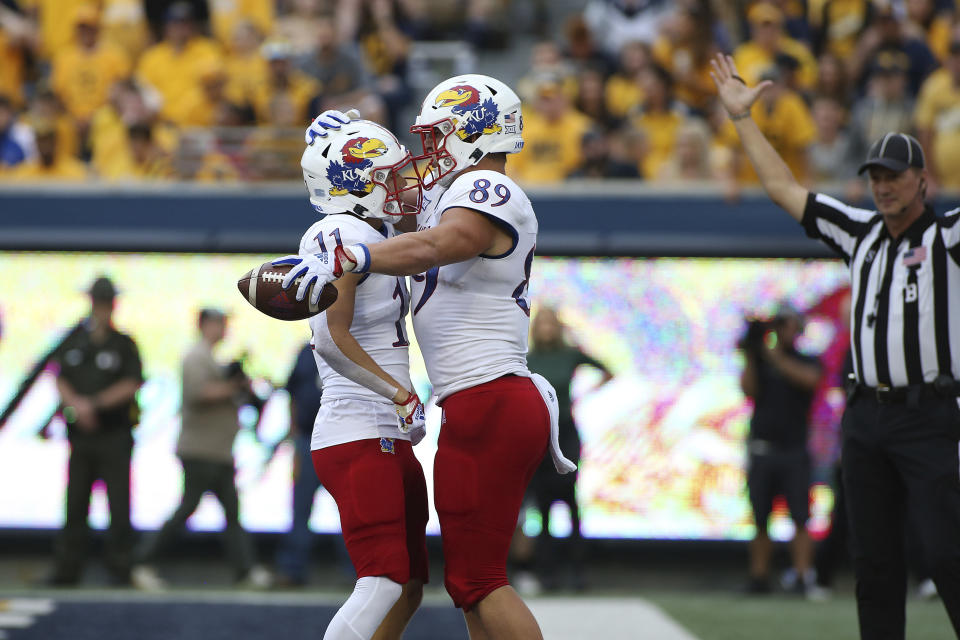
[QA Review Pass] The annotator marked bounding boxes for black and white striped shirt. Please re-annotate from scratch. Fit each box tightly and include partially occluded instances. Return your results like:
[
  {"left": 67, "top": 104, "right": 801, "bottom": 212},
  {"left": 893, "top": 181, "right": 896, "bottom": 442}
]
[{"left": 803, "top": 193, "right": 960, "bottom": 387}]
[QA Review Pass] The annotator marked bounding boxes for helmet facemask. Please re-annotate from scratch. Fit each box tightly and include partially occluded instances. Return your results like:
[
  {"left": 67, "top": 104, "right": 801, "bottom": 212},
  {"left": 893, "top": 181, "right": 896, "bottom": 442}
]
[
  {"left": 371, "top": 153, "right": 423, "bottom": 218},
  {"left": 410, "top": 118, "right": 461, "bottom": 190}
]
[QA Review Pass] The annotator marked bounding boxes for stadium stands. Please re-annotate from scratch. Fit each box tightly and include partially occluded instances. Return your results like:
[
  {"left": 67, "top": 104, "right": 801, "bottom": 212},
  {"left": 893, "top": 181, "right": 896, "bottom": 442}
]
[{"left": 0, "top": 0, "right": 958, "bottom": 192}]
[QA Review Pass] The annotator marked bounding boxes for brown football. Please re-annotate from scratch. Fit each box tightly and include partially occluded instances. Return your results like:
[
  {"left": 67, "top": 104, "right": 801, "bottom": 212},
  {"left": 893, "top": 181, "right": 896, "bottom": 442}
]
[{"left": 237, "top": 262, "right": 338, "bottom": 321}]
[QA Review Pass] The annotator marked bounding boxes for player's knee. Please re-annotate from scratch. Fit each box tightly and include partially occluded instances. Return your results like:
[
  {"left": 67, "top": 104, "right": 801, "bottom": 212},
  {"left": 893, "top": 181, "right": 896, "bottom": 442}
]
[
  {"left": 444, "top": 568, "right": 509, "bottom": 611},
  {"left": 357, "top": 575, "right": 403, "bottom": 611}
]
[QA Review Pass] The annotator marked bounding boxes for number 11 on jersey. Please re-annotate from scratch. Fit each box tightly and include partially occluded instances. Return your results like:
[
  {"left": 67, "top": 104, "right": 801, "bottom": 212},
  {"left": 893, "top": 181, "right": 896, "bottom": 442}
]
[{"left": 392, "top": 278, "right": 410, "bottom": 347}]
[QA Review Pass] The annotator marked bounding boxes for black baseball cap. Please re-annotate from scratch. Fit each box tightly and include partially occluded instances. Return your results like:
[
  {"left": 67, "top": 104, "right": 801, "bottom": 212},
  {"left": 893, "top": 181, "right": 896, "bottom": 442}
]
[
  {"left": 199, "top": 307, "right": 227, "bottom": 323},
  {"left": 88, "top": 276, "right": 117, "bottom": 301},
  {"left": 857, "top": 132, "right": 925, "bottom": 175}
]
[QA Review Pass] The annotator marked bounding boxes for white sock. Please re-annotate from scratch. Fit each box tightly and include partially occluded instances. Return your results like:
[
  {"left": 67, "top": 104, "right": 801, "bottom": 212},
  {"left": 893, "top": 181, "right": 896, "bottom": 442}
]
[{"left": 323, "top": 576, "right": 403, "bottom": 640}]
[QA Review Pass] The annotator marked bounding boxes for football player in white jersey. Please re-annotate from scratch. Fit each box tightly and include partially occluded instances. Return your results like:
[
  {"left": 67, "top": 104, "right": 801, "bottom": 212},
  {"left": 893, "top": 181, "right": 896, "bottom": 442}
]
[
  {"left": 279, "top": 76, "right": 576, "bottom": 640},
  {"left": 281, "top": 119, "right": 430, "bottom": 640}
]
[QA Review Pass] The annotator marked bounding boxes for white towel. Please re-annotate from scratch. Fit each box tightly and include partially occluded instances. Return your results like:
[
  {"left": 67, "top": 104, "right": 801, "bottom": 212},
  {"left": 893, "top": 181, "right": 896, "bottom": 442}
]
[{"left": 529, "top": 373, "right": 577, "bottom": 474}]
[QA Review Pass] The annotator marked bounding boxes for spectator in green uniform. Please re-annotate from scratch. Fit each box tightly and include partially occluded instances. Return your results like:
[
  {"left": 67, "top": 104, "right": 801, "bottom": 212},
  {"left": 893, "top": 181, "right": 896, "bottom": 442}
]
[{"left": 522, "top": 306, "right": 612, "bottom": 592}]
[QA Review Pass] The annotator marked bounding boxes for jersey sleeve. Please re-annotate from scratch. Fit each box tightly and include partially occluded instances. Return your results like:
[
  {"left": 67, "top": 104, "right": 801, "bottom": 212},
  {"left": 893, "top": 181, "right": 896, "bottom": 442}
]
[
  {"left": 441, "top": 172, "right": 532, "bottom": 258},
  {"left": 800, "top": 192, "right": 878, "bottom": 264},
  {"left": 941, "top": 207, "right": 960, "bottom": 265}
]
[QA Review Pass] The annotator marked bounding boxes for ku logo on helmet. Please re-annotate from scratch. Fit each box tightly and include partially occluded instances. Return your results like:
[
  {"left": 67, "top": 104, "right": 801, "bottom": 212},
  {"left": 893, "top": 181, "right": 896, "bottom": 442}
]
[
  {"left": 434, "top": 85, "right": 502, "bottom": 140},
  {"left": 326, "top": 137, "right": 388, "bottom": 196}
]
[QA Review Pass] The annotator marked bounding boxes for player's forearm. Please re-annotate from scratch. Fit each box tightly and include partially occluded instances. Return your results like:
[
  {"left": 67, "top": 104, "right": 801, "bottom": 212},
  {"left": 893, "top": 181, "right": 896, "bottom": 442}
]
[
  {"left": 93, "top": 378, "right": 141, "bottom": 411},
  {"left": 733, "top": 117, "right": 804, "bottom": 219},
  {"left": 316, "top": 321, "right": 408, "bottom": 402},
  {"left": 366, "top": 233, "right": 443, "bottom": 276}
]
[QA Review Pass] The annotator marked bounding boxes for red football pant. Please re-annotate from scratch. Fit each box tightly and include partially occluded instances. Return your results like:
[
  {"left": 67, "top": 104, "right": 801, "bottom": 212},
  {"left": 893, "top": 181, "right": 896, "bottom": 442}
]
[
  {"left": 434, "top": 375, "right": 550, "bottom": 609},
  {"left": 312, "top": 438, "right": 429, "bottom": 585}
]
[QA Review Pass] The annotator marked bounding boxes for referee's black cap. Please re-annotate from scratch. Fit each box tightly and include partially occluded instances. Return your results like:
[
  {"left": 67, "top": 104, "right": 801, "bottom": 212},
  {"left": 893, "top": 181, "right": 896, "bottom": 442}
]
[{"left": 858, "top": 132, "right": 925, "bottom": 175}]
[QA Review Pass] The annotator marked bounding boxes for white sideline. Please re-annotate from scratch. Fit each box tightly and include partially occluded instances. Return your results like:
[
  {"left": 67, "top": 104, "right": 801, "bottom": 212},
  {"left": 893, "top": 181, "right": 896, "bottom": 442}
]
[{"left": 528, "top": 597, "right": 701, "bottom": 640}]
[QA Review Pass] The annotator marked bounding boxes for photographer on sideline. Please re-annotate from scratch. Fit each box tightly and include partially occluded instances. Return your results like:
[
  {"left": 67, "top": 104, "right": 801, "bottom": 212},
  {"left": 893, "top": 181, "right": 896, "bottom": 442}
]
[
  {"left": 739, "top": 303, "right": 822, "bottom": 595},
  {"left": 131, "top": 308, "right": 269, "bottom": 590}
]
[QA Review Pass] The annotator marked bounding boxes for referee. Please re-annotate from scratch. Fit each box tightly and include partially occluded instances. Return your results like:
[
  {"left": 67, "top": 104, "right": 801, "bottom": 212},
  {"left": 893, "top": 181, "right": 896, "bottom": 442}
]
[{"left": 712, "top": 54, "right": 960, "bottom": 639}]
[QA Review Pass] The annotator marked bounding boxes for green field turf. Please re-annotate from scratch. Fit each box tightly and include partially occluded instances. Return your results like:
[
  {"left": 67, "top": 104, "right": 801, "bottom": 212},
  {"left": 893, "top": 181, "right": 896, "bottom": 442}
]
[{"left": 647, "top": 592, "right": 955, "bottom": 640}]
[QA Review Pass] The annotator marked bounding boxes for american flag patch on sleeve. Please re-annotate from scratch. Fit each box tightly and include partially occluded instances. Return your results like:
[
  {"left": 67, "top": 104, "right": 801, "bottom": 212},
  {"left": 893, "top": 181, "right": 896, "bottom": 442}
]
[{"left": 903, "top": 246, "right": 927, "bottom": 266}]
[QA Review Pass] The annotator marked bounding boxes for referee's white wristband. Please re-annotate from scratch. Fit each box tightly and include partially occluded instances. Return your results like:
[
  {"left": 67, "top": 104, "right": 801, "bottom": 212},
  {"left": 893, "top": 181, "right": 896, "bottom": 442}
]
[{"left": 343, "top": 243, "right": 371, "bottom": 274}]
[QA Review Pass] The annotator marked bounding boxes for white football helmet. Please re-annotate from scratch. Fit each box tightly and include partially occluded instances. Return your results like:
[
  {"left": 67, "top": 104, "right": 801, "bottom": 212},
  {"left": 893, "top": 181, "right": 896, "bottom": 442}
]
[
  {"left": 301, "top": 120, "right": 422, "bottom": 222},
  {"left": 411, "top": 74, "right": 524, "bottom": 189}
]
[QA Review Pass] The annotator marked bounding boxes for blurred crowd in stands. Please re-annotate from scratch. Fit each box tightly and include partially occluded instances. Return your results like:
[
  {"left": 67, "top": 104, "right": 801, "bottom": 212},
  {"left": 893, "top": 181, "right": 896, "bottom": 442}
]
[{"left": 1, "top": 0, "right": 959, "bottom": 196}]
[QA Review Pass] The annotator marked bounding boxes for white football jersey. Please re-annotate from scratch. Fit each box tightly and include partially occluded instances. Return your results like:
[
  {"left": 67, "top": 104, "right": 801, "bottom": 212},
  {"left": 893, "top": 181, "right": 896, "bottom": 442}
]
[
  {"left": 300, "top": 215, "right": 413, "bottom": 449},
  {"left": 410, "top": 170, "right": 535, "bottom": 401}
]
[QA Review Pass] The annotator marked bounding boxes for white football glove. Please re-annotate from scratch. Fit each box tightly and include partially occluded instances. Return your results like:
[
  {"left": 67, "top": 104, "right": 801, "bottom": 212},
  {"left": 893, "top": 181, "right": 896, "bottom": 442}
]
[
  {"left": 274, "top": 244, "right": 370, "bottom": 305},
  {"left": 304, "top": 108, "right": 361, "bottom": 144},
  {"left": 273, "top": 253, "right": 337, "bottom": 306},
  {"left": 395, "top": 391, "right": 425, "bottom": 436}
]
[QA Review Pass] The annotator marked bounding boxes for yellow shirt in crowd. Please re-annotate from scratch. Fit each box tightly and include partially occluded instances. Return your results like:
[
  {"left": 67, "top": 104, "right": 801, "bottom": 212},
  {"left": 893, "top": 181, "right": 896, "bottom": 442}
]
[
  {"left": 0, "top": 28, "right": 25, "bottom": 106},
  {"left": 915, "top": 69, "right": 960, "bottom": 189},
  {"left": 8, "top": 156, "right": 87, "bottom": 181},
  {"left": 137, "top": 37, "right": 223, "bottom": 121},
  {"left": 652, "top": 39, "right": 715, "bottom": 113},
  {"left": 807, "top": 0, "right": 872, "bottom": 60},
  {"left": 168, "top": 87, "right": 222, "bottom": 128},
  {"left": 51, "top": 42, "right": 131, "bottom": 121},
  {"left": 250, "top": 71, "right": 319, "bottom": 125},
  {"left": 21, "top": 0, "right": 83, "bottom": 58},
  {"left": 99, "top": 0, "right": 151, "bottom": 60},
  {"left": 605, "top": 74, "right": 644, "bottom": 120},
  {"left": 733, "top": 37, "right": 818, "bottom": 92},
  {"left": 737, "top": 89, "right": 816, "bottom": 183},
  {"left": 507, "top": 109, "right": 592, "bottom": 184},
  {"left": 225, "top": 53, "right": 268, "bottom": 107},
  {"left": 89, "top": 105, "right": 178, "bottom": 180},
  {"left": 923, "top": 14, "right": 954, "bottom": 62},
  {"left": 631, "top": 108, "right": 685, "bottom": 180}
]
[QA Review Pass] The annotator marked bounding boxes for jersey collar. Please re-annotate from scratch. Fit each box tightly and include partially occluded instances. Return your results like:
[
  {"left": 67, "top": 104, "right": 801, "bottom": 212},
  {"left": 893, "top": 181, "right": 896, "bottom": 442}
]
[{"left": 879, "top": 205, "right": 937, "bottom": 245}]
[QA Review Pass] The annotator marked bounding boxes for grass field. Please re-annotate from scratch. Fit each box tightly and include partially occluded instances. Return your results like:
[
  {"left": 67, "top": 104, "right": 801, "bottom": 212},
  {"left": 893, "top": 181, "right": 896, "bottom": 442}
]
[{"left": 647, "top": 591, "right": 955, "bottom": 640}]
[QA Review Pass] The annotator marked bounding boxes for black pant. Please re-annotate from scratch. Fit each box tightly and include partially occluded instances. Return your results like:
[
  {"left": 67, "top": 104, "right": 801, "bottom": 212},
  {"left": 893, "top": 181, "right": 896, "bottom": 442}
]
[
  {"left": 137, "top": 457, "right": 255, "bottom": 578},
  {"left": 842, "top": 392, "right": 960, "bottom": 639},
  {"left": 53, "top": 430, "right": 134, "bottom": 582},
  {"left": 815, "top": 464, "right": 848, "bottom": 587},
  {"left": 529, "top": 453, "right": 583, "bottom": 587}
]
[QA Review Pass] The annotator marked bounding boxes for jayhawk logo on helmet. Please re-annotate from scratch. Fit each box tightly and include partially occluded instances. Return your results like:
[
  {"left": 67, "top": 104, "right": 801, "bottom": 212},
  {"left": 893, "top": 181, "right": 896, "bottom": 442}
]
[
  {"left": 326, "top": 137, "right": 388, "bottom": 196},
  {"left": 435, "top": 85, "right": 502, "bottom": 140}
]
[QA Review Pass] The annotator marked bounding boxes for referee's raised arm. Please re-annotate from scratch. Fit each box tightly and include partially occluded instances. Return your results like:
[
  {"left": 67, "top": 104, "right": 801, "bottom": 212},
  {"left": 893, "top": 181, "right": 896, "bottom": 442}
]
[{"left": 709, "top": 54, "right": 808, "bottom": 221}]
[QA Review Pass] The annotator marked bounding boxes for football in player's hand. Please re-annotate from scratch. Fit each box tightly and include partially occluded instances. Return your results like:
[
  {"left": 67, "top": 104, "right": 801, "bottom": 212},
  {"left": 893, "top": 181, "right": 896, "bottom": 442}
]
[{"left": 237, "top": 262, "right": 338, "bottom": 321}]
